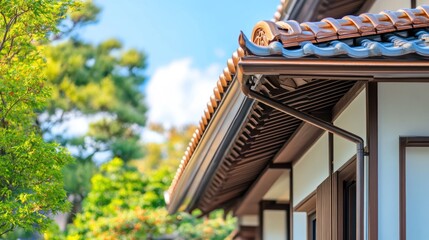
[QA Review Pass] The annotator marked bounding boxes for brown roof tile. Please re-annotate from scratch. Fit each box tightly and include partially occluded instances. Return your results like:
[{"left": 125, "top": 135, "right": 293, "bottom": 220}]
[
  {"left": 251, "top": 6, "right": 429, "bottom": 48},
  {"left": 167, "top": 48, "right": 244, "bottom": 199}
]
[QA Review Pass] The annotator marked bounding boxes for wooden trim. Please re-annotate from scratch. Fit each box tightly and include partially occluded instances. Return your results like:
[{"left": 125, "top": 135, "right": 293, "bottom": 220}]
[
  {"left": 260, "top": 200, "right": 290, "bottom": 210},
  {"left": 238, "top": 57, "right": 429, "bottom": 78},
  {"left": 269, "top": 162, "right": 292, "bottom": 169},
  {"left": 399, "top": 137, "right": 429, "bottom": 240},
  {"left": 411, "top": 0, "right": 416, "bottom": 8},
  {"left": 329, "top": 133, "right": 334, "bottom": 175},
  {"left": 259, "top": 201, "right": 263, "bottom": 240},
  {"left": 316, "top": 175, "right": 332, "bottom": 240},
  {"left": 336, "top": 154, "right": 357, "bottom": 174},
  {"left": 367, "top": 82, "right": 378, "bottom": 240},
  {"left": 337, "top": 158, "right": 356, "bottom": 240},
  {"left": 308, "top": 212, "right": 317, "bottom": 240},
  {"left": 331, "top": 171, "right": 339, "bottom": 240},
  {"left": 273, "top": 122, "right": 324, "bottom": 164},
  {"left": 235, "top": 166, "right": 286, "bottom": 215},
  {"left": 290, "top": 167, "right": 294, "bottom": 240},
  {"left": 294, "top": 190, "right": 317, "bottom": 213},
  {"left": 399, "top": 138, "right": 406, "bottom": 240}
]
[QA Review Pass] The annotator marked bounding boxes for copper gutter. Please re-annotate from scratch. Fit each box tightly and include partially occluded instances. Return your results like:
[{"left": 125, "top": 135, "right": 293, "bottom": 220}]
[
  {"left": 238, "top": 57, "right": 429, "bottom": 79},
  {"left": 239, "top": 75, "right": 365, "bottom": 240}
]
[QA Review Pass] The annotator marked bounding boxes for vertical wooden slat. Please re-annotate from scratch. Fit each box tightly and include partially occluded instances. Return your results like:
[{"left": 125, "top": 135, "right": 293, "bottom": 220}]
[
  {"left": 290, "top": 168, "right": 294, "bottom": 240},
  {"left": 399, "top": 138, "right": 407, "bottom": 240},
  {"left": 317, "top": 176, "right": 332, "bottom": 240},
  {"left": 367, "top": 82, "right": 378, "bottom": 240},
  {"left": 331, "top": 172, "right": 339, "bottom": 240}
]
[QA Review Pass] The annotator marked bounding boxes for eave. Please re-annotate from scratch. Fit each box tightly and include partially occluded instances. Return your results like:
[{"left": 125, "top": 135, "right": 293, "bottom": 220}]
[
  {"left": 167, "top": 4, "right": 429, "bottom": 217},
  {"left": 166, "top": 75, "right": 253, "bottom": 214},
  {"left": 238, "top": 57, "right": 429, "bottom": 80}
]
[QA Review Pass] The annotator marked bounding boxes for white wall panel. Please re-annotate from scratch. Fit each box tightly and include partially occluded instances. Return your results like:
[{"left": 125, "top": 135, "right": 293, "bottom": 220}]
[
  {"left": 406, "top": 147, "right": 429, "bottom": 240},
  {"left": 293, "top": 133, "right": 329, "bottom": 206},
  {"left": 264, "top": 210, "right": 286, "bottom": 240},
  {"left": 378, "top": 83, "right": 429, "bottom": 240},
  {"left": 369, "top": 0, "right": 410, "bottom": 13},
  {"left": 333, "top": 89, "right": 366, "bottom": 171},
  {"left": 293, "top": 212, "right": 307, "bottom": 240}
]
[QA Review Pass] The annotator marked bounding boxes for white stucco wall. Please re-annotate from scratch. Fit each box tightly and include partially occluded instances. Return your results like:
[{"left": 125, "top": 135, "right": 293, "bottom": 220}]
[
  {"left": 263, "top": 170, "right": 290, "bottom": 201},
  {"left": 240, "top": 215, "right": 258, "bottom": 227},
  {"left": 264, "top": 210, "right": 287, "bottom": 240},
  {"left": 293, "top": 212, "right": 307, "bottom": 240},
  {"left": 333, "top": 89, "right": 367, "bottom": 172},
  {"left": 369, "top": 0, "right": 429, "bottom": 13},
  {"left": 378, "top": 83, "right": 429, "bottom": 240},
  {"left": 369, "top": 0, "right": 410, "bottom": 13},
  {"left": 406, "top": 147, "right": 429, "bottom": 240},
  {"left": 293, "top": 133, "right": 329, "bottom": 206}
]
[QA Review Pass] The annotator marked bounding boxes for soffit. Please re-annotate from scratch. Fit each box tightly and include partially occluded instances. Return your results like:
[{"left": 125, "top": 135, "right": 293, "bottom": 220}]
[
  {"left": 167, "top": 5, "right": 429, "bottom": 216},
  {"left": 196, "top": 78, "right": 356, "bottom": 214},
  {"left": 195, "top": 6, "right": 429, "bottom": 215}
]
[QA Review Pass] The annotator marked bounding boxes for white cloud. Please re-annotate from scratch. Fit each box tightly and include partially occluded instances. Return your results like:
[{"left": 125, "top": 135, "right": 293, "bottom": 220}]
[
  {"left": 145, "top": 58, "right": 221, "bottom": 128},
  {"left": 214, "top": 48, "right": 226, "bottom": 59}
]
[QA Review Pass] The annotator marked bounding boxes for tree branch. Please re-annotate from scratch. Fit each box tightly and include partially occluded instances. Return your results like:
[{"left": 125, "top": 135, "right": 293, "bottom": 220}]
[{"left": 0, "top": 224, "right": 14, "bottom": 237}]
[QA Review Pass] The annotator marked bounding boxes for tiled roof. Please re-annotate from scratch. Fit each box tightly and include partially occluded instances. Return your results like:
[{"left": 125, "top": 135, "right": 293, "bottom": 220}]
[
  {"left": 272, "top": 0, "right": 289, "bottom": 22},
  {"left": 167, "top": 5, "right": 429, "bottom": 209},
  {"left": 249, "top": 5, "right": 429, "bottom": 48},
  {"left": 241, "top": 29, "right": 429, "bottom": 58},
  {"left": 167, "top": 48, "right": 244, "bottom": 200}
]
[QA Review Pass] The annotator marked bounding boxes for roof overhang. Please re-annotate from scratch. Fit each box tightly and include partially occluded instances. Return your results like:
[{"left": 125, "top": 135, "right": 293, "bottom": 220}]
[
  {"left": 167, "top": 4, "right": 429, "bottom": 218},
  {"left": 166, "top": 76, "right": 254, "bottom": 214},
  {"left": 238, "top": 57, "right": 429, "bottom": 81}
]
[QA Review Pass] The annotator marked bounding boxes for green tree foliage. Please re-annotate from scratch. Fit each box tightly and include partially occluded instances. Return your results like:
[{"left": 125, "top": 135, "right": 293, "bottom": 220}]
[
  {"left": 43, "top": 36, "right": 147, "bottom": 161},
  {"left": 134, "top": 124, "right": 196, "bottom": 172},
  {"left": 45, "top": 35, "right": 147, "bottom": 223},
  {"left": 67, "top": 158, "right": 236, "bottom": 240},
  {"left": 37, "top": 1, "right": 148, "bottom": 224},
  {"left": 0, "top": 0, "right": 75, "bottom": 236},
  {"left": 67, "top": 158, "right": 176, "bottom": 239}
]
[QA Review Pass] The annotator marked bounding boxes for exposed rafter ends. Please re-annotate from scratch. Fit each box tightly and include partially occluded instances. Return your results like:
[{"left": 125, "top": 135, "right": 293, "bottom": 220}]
[{"left": 166, "top": 47, "right": 244, "bottom": 209}]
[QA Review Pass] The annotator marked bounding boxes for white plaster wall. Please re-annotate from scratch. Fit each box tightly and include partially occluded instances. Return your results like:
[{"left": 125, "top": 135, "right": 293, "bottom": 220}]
[
  {"left": 417, "top": 0, "right": 429, "bottom": 6},
  {"left": 293, "top": 133, "right": 329, "bottom": 207},
  {"left": 293, "top": 212, "right": 307, "bottom": 240},
  {"left": 263, "top": 210, "right": 286, "bottom": 240},
  {"left": 369, "top": 0, "right": 410, "bottom": 13},
  {"left": 263, "top": 170, "right": 290, "bottom": 201},
  {"left": 378, "top": 83, "right": 429, "bottom": 240},
  {"left": 369, "top": 1, "right": 429, "bottom": 15},
  {"left": 240, "top": 215, "right": 258, "bottom": 227},
  {"left": 333, "top": 89, "right": 366, "bottom": 172},
  {"left": 406, "top": 147, "right": 429, "bottom": 240}
]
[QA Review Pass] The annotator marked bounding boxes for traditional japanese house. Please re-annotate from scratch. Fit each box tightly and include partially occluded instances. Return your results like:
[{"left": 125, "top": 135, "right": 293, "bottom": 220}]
[{"left": 166, "top": 1, "right": 429, "bottom": 239}]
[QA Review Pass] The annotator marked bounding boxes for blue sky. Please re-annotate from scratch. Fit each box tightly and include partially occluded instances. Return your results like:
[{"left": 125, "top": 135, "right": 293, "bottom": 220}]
[{"left": 80, "top": 0, "right": 280, "bottom": 127}]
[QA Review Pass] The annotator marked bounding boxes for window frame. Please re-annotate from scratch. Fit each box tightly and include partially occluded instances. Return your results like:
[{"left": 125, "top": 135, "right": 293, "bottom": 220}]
[{"left": 399, "top": 137, "right": 429, "bottom": 240}]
